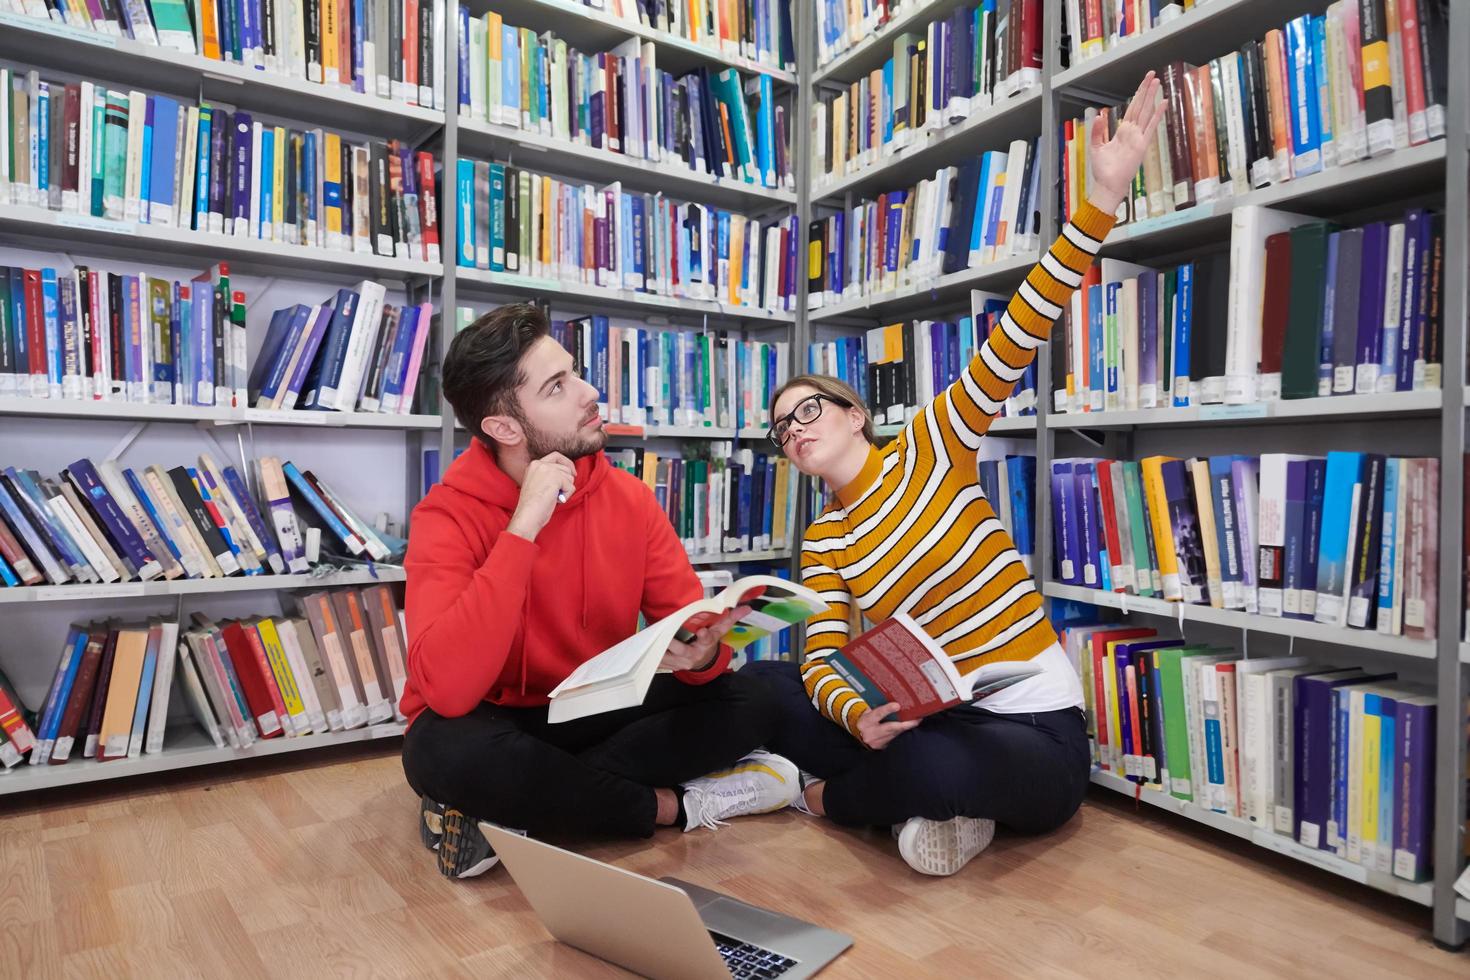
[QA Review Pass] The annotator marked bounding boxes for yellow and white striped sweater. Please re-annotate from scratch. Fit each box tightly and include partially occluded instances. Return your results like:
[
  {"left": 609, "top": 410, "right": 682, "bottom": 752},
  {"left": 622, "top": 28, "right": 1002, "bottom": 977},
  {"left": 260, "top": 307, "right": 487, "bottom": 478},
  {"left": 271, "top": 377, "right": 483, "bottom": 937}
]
[{"left": 800, "top": 201, "right": 1117, "bottom": 736}]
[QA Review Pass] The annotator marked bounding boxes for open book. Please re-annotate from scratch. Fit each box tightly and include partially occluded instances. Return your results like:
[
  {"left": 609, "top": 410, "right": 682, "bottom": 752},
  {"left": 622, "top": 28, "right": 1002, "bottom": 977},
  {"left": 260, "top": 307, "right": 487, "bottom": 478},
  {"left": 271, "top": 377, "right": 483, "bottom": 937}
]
[
  {"left": 547, "top": 576, "right": 828, "bottom": 723},
  {"left": 824, "top": 613, "right": 1044, "bottom": 722}
]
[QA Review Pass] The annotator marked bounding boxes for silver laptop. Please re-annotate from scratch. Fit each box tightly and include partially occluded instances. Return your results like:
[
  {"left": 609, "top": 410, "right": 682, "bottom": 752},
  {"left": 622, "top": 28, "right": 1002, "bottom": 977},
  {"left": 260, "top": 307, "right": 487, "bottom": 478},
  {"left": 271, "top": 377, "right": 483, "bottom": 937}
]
[{"left": 481, "top": 824, "right": 851, "bottom": 979}]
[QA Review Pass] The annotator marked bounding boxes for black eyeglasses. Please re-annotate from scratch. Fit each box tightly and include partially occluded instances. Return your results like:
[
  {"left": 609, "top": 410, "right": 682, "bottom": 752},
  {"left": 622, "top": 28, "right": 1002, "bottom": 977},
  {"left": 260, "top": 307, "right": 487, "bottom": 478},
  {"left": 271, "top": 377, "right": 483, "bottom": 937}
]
[{"left": 769, "top": 394, "right": 847, "bottom": 448}]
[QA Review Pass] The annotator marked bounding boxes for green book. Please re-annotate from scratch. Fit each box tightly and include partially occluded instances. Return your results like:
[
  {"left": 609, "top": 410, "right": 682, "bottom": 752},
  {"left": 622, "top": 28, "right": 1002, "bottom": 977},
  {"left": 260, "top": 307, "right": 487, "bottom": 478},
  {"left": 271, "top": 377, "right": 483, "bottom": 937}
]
[
  {"left": 1279, "top": 221, "right": 1336, "bottom": 399},
  {"left": 517, "top": 170, "right": 532, "bottom": 274},
  {"left": 148, "top": 0, "right": 199, "bottom": 55},
  {"left": 489, "top": 163, "right": 506, "bottom": 272},
  {"left": 1121, "top": 461, "right": 1157, "bottom": 597},
  {"left": 1155, "top": 645, "right": 1230, "bottom": 802},
  {"left": 102, "top": 91, "right": 129, "bottom": 221}
]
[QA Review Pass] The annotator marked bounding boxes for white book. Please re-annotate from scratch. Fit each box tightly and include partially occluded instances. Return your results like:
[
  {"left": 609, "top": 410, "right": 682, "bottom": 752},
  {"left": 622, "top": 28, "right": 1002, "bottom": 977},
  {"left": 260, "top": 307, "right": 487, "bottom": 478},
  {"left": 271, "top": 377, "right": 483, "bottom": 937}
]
[
  {"left": 246, "top": 121, "right": 263, "bottom": 238},
  {"left": 1256, "top": 454, "right": 1310, "bottom": 617},
  {"left": 328, "top": 279, "right": 387, "bottom": 412},
  {"left": 1225, "top": 206, "right": 1313, "bottom": 403},
  {"left": 1218, "top": 52, "right": 1251, "bottom": 197},
  {"left": 176, "top": 641, "right": 226, "bottom": 749},
  {"left": 972, "top": 149, "right": 1008, "bottom": 268},
  {"left": 1235, "top": 657, "right": 1309, "bottom": 827},
  {"left": 1098, "top": 259, "right": 1151, "bottom": 413},
  {"left": 1372, "top": 221, "right": 1406, "bottom": 392},
  {"left": 141, "top": 621, "right": 181, "bottom": 755},
  {"left": 993, "top": 140, "right": 1030, "bottom": 262},
  {"left": 49, "top": 491, "right": 119, "bottom": 583},
  {"left": 469, "top": 18, "right": 487, "bottom": 121},
  {"left": 276, "top": 618, "right": 326, "bottom": 734},
  {"left": 123, "top": 90, "right": 147, "bottom": 222}
]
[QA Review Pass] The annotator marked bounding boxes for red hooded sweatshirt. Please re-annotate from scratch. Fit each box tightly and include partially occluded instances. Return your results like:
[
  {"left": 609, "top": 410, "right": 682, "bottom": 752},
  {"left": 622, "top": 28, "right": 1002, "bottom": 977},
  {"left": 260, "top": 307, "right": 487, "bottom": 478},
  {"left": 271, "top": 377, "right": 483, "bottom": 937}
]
[{"left": 400, "top": 439, "right": 728, "bottom": 725}]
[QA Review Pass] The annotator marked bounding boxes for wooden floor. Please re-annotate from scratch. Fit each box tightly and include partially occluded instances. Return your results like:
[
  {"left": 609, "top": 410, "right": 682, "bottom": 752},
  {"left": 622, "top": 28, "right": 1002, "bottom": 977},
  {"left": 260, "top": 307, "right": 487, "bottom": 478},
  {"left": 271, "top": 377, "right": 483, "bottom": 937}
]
[{"left": 1, "top": 742, "right": 1462, "bottom": 978}]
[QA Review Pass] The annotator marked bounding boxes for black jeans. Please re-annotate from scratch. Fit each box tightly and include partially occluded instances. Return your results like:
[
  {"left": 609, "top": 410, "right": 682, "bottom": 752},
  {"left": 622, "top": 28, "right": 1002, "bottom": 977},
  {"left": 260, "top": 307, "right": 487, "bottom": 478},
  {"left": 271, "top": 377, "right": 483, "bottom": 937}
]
[
  {"left": 740, "top": 660, "right": 1091, "bottom": 833},
  {"left": 401, "top": 672, "right": 778, "bottom": 839}
]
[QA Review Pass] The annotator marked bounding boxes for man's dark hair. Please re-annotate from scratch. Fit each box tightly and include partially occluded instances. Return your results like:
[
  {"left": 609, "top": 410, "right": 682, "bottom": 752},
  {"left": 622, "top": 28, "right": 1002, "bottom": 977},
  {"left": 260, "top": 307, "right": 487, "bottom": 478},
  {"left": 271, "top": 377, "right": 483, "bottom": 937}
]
[{"left": 442, "top": 303, "right": 550, "bottom": 442}]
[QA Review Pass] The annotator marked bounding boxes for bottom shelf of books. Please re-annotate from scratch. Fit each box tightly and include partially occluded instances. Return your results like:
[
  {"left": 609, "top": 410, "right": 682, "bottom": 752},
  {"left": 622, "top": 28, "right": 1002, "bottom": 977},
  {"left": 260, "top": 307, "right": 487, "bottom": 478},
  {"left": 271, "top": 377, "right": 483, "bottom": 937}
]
[
  {"left": 0, "top": 583, "right": 411, "bottom": 793},
  {"left": 1089, "top": 769, "right": 1433, "bottom": 906},
  {"left": 0, "top": 720, "right": 405, "bottom": 795}
]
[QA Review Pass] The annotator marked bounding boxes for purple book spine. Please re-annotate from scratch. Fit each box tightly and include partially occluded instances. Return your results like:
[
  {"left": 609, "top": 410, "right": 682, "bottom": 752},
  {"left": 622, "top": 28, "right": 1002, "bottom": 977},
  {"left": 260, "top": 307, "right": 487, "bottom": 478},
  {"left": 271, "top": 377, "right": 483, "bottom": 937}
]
[
  {"left": 282, "top": 306, "right": 330, "bottom": 405},
  {"left": 929, "top": 321, "right": 944, "bottom": 393},
  {"left": 233, "top": 112, "right": 254, "bottom": 229},
  {"left": 221, "top": 465, "right": 283, "bottom": 573},
  {"left": 66, "top": 458, "right": 160, "bottom": 579},
  {"left": 1231, "top": 457, "right": 1258, "bottom": 594},
  {"left": 1294, "top": 674, "right": 1357, "bottom": 848},
  {"left": 1052, "top": 462, "right": 1081, "bottom": 586},
  {"left": 1074, "top": 462, "right": 1101, "bottom": 589},
  {"left": 1113, "top": 649, "right": 1138, "bottom": 784},
  {"left": 1161, "top": 459, "right": 1204, "bottom": 603},
  {"left": 1355, "top": 222, "right": 1387, "bottom": 384},
  {"left": 208, "top": 109, "right": 228, "bottom": 229},
  {"left": 1394, "top": 699, "right": 1435, "bottom": 880},
  {"left": 1282, "top": 459, "right": 1308, "bottom": 620},
  {"left": 1139, "top": 272, "right": 1158, "bottom": 401}
]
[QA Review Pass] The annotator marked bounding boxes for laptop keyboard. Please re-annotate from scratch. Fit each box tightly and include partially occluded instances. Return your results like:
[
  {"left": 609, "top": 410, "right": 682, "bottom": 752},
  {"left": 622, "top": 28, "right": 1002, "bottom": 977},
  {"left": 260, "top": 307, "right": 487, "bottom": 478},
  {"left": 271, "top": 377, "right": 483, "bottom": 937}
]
[{"left": 709, "top": 930, "right": 797, "bottom": 978}]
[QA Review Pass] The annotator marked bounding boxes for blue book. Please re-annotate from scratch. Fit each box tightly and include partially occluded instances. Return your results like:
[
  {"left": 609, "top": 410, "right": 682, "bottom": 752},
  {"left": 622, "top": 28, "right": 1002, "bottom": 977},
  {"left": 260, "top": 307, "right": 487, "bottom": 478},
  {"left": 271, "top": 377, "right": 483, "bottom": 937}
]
[
  {"left": 194, "top": 108, "right": 213, "bottom": 229},
  {"left": 351, "top": 0, "right": 367, "bottom": 90},
  {"left": 0, "top": 548, "right": 17, "bottom": 587},
  {"left": 380, "top": 304, "right": 421, "bottom": 409},
  {"left": 631, "top": 195, "right": 647, "bottom": 289},
  {"left": 131, "top": 96, "right": 160, "bottom": 222},
  {"left": 239, "top": 0, "right": 259, "bottom": 65},
  {"left": 1075, "top": 462, "right": 1103, "bottom": 589},
  {"left": 122, "top": 468, "right": 186, "bottom": 569},
  {"left": 35, "top": 628, "right": 87, "bottom": 762},
  {"left": 1284, "top": 16, "right": 1322, "bottom": 176},
  {"left": 1088, "top": 283, "right": 1104, "bottom": 410},
  {"left": 884, "top": 192, "right": 906, "bottom": 273},
  {"left": 0, "top": 476, "right": 65, "bottom": 583},
  {"left": 1207, "top": 456, "right": 1242, "bottom": 607},
  {"left": 37, "top": 84, "right": 49, "bottom": 198},
  {"left": 1329, "top": 686, "right": 1352, "bottom": 851},
  {"left": 249, "top": 305, "right": 296, "bottom": 402},
  {"left": 1355, "top": 222, "right": 1388, "bottom": 390},
  {"left": 148, "top": 96, "right": 181, "bottom": 224},
  {"left": 1371, "top": 690, "right": 1396, "bottom": 863},
  {"left": 128, "top": 628, "right": 160, "bottom": 757},
  {"left": 220, "top": 465, "right": 283, "bottom": 573},
  {"left": 5, "top": 468, "right": 85, "bottom": 577},
  {"left": 302, "top": 289, "right": 359, "bottom": 410},
  {"left": 1051, "top": 460, "right": 1083, "bottom": 586},
  {"left": 1300, "top": 458, "right": 1327, "bottom": 620},
  {"left": 1376, "top": 458, "right": 1400, "bottom": 625},
  {"left": 1173, "top": 262, "right": 1195, "bottom": 406},
  {"left": 41, "top": 268, "right": 62, "bottom": 395},
  {"left": 189, "top": 281, "right": 214, "bottom": 406},
  {"left": 502, "top": 27, "right": 521, "bottom": 123},
  {"left": 1105, "top": 281, "right": 1120, "bottom": 405},
  {"left": 1282, "top": 459, "right": 1309, "bottom": 619},
  {"left": 258, "top": 127, "right": 274, "bottom": 239},
  {"left": 281, "top": 461, "right": 359, "bottom": 553},
  {"left": 1313, "top": 451, "right": 1364, "bottom": 625},
  {"left": 455, "top": 159, "right": 474, "bottom": 267},
  {"left": 1007, "top": 455, "right": 1037, "bottom": 561}
]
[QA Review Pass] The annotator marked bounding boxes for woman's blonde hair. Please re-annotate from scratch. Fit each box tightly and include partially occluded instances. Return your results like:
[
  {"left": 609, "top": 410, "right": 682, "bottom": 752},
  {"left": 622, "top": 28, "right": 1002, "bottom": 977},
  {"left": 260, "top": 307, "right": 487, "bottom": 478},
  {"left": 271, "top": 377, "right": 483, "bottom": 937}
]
[{"left": 768, "top": 374, "right": 876, "bottom": 445}]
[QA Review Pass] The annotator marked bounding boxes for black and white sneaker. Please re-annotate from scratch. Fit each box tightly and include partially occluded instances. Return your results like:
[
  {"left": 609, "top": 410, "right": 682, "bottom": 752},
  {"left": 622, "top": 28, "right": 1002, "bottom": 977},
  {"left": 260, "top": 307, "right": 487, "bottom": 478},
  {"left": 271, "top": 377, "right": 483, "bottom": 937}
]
[
  {"left": 420, "top": 794, "right": 445, "bottom": 851},
  {"left": 437, "top": 808, "right": 522, "bottom": 879}
]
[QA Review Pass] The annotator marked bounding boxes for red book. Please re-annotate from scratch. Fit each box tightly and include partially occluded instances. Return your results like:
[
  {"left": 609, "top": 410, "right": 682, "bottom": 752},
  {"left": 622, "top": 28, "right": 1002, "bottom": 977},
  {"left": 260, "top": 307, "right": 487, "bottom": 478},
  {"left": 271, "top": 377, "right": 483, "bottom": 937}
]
[
  {"left": 823, "top": 614, "right": 1044, "bottom": 722},
  {"left": 0, "top": 506, "right": 42, "bottom": 584},
  {"left": 81, "top": 629, "right": 119, "bottom": 759},
  {"left": 415, "top": 151, "right": 439, "bottom": 261},
  {"left": 1396, "top": 0, "right": 1427, "bottom": 143},
  {"left": 1257, "top": 231, "right": 1295, "bottom": 382},
  {"left": 49, "top": 631, "right": 107, "bottom": 764},
  {"left": 23, "top": 268, "right": 46, "bottom": 385},
  {"left": 0, "top": 678, "right": 35, "bottom": 758},
  {"left": 219, "top": 620, "right": 285, "bottom": 738}
]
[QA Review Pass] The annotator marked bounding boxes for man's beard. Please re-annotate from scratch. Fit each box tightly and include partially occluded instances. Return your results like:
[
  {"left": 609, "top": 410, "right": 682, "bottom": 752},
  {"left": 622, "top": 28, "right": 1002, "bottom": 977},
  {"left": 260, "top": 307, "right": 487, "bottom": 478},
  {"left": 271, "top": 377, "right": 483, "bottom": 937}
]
[{"left": 515, "top": 408, "right": 606, "bottom": 461}]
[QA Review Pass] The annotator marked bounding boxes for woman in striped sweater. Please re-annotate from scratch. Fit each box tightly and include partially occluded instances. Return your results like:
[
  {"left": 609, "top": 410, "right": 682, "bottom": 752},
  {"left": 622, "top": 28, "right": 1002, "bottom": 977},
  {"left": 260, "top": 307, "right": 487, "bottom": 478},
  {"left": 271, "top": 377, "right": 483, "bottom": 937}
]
[{"left": 742, "top": 74, "right": 1165, "bottom": 876}]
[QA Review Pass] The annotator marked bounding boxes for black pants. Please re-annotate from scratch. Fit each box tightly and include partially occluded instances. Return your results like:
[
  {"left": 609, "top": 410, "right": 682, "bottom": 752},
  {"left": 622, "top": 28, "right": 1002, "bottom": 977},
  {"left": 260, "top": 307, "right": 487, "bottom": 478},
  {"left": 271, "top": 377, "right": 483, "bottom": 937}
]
[
  {"left": 401, "top": 672, "right": 778, "bottom": 839},
  {"left": 740, "top": 660, "right": 1090, "bottom": 833}
]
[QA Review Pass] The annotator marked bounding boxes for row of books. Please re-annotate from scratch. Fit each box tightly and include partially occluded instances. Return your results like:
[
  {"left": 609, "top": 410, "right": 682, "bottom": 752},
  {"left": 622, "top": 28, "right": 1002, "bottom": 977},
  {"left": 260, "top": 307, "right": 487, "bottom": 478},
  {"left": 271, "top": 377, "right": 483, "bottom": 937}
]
[
  {"left": 1060, "top": 4, "right": 1447, "bottom": 229},
  {"left": 592, "top": 0, "right": 796, "bottom": 72},
  {"left": 0, "top": 67, "right": 441, "bottom": 261},
  {"left": 0, "top": 263, "right": 248, "bottom": 406},
  {"left": 812, "top": 0, "right": 1041, "bottom": 187},
  {"left": 607, "top": 443, "right": 797, "bottom": 557},
  {"left": 807, "top": 136, "right": 1041, "bottom": 308},
  {"left": 0, "top": 454, "right": 396, "bottom": 590},
  {"left": 1061, "top": 622, "right": 1436, "bottom": 881},
  {"left": 1052, "top": 205, "right": 1445, "bottom": 414},
  {"left": 1051, "top": 453, "right": 1440, "bottom": 639},
  {"left": 1060, "top": 0, "right": 1190, "bottom": 65},
  {"left": 4, "top": 0, "right": 448, "bottom": 108},
  {"left": 815, "top": 0, "right": 910, "bottom": 68},
  {"left": 805, "top": 301, "right": 1041, "bottom": 426},
  {"left": 453, "top": 162, "right": 800, "bottom": 312},
  {"left": 253, "top": 285, "right": 434, "bottom": 414},
  {"left": 457, "top": 9, "right": 792, "bottom": 190},
  {"left": 978, "top": 453, "right": 1037, "bottom": 570},
  {"left": 547, "top": 316, "right": 789, "bottom": 431},
  {"left": 0, "top": 584, "right": 407, "bottom": 767}
]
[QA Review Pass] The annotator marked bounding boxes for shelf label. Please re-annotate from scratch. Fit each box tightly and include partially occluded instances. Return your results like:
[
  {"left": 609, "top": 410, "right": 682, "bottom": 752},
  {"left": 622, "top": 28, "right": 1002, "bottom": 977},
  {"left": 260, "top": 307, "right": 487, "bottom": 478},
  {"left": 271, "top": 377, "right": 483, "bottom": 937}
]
[
  {"left": 242, "top": 407, "right": 328, "bottom": 425},
  {"left": 1200, "top": 402, "right": 1269, "bottom": 421},
  {"left": 369, "top": 723, "right": 404, "bottom": 739},
  {"left": 1, "top": 12, "right": 116, "bottom": 47},
  {"left": 37, "top": 583, "right": 146, "bottom": 602},
  {"left": 1252, "top": 828, "right": 1367, "bottom": 884},
  {"left": 56, "top": 212, "right": 130, "bottom": 233},
  {"left": 1126, "top": 207, "right": 1205, "bottom": 238}
]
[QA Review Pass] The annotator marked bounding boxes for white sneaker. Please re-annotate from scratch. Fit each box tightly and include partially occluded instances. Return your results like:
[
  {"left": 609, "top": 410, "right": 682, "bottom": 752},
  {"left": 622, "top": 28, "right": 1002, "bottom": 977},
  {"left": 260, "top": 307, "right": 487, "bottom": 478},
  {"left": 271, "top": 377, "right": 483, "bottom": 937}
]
[
  {"left": 895, "top": 816, "right": 996, "bottom": 876},
  {"left": 682, "top": 751, "right": 802, "bottom": 831}
]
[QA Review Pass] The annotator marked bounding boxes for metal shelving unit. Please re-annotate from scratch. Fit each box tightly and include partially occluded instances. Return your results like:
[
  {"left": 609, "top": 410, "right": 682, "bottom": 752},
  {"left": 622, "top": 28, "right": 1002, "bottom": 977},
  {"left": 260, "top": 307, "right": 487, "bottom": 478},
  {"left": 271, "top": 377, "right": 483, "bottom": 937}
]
[
  {"left": 0, "top": 567, "right": 406, "bottom": 606},
  {"left": 800, "top": 0, "right": 1468, "bottom": 949}
]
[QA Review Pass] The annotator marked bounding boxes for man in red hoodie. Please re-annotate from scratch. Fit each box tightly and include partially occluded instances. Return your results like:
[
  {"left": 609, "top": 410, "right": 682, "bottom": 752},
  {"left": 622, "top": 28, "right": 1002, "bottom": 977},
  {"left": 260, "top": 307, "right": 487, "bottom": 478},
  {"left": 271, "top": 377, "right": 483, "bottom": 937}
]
[{"left": 401, "top": 303, "right": 801, "bottom": 878}]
